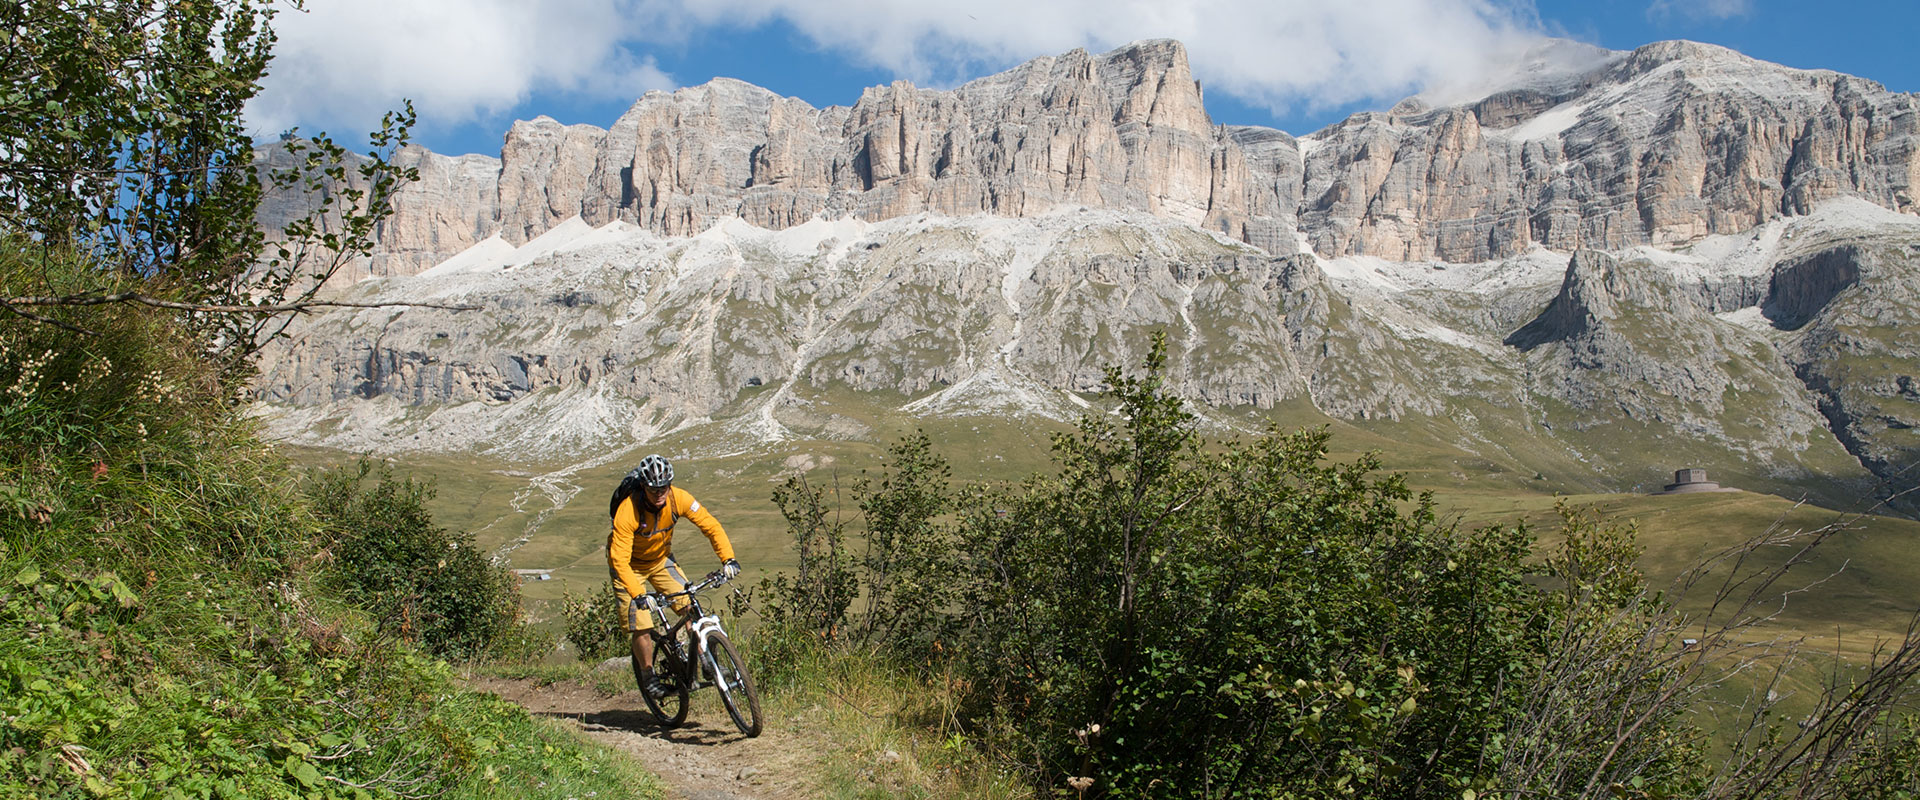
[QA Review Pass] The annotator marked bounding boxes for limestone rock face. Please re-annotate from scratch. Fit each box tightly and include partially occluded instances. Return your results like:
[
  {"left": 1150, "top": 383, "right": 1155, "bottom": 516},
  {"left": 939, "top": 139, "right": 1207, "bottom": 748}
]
[
  {"left": 254, "top": 143, "right": 501, "bottom": 281},
  {"left": 272, "top": 38, "right": 1920, "bottom": 278},
  {"left": 1506, "top": 249, "right": 1827, "bottom": 449},
  {"left": 497, "top": 117, "right": 608, "bottom": 244},
  {"left": 247, "top": 202, "right": 1916, "bottom": 506},
  {"left": 1777, "top": 241, "right": 1920, "bottom": 497},
  {"left": 373, "top": 148, "right": 504, "bottom": 278},
  {"left": 250, "top": 214, "right": 1337, "bottom": 459},
  {"left": 269, "top": 40, "right": 1306, "bottom": 278},
  {"left": 1302, "top": 41, "right": 1920, "bottom": 262}
]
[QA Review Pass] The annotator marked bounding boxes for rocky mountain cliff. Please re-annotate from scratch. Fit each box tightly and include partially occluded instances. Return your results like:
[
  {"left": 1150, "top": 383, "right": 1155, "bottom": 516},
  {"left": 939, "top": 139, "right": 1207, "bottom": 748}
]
[
  {"left": 261, "top": 38, "right": 1920, "bottom": 278},
  {"left": 250, "top": 38, "right": 1920, "bottom": 511}
]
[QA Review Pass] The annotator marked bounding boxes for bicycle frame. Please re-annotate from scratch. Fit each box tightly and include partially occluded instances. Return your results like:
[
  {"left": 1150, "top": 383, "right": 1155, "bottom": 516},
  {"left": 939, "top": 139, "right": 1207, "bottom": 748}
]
[{"left": 636, "top": 572, "right": 732, "bottom": 690}]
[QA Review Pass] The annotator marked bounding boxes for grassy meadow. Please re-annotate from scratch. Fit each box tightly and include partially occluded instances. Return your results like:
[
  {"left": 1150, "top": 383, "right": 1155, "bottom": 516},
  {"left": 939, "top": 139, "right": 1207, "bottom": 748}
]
[{"left": 281, "top": 398, "right": 1920, "bottom": 670}]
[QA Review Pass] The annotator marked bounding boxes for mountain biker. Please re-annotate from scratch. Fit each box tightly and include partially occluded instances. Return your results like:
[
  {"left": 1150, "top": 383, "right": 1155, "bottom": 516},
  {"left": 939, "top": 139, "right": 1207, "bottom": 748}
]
[{"left": 607, "top": 453, "right": 741, "bottom": 700}]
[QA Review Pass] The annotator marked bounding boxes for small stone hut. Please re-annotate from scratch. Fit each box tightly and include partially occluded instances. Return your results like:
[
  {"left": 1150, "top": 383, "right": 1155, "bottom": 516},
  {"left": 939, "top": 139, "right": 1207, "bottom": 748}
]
[{"left": 1654, "top": 469, "right": 1728, "bottom": 495}]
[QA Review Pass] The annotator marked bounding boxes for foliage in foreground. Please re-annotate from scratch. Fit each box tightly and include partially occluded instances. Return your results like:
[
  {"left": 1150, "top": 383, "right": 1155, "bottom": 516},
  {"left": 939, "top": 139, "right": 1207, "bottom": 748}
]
[
  {"left": 558, "top": 585, "right": 628, "bottom": 663},
  {"left": 0, "top": 252, "right": 657, "bottom": 798},
  {"left": 1, "top": 0, "right": 419, "bottom": 386},
  {"left": 0, "top": 3, "right": 657, "bottom": 796},
  {"left": 306, "top": 460, "right": 521, "bottom": 661},
  {"left": 756, "top": 333, "right": 1920, "bottom": 799}
]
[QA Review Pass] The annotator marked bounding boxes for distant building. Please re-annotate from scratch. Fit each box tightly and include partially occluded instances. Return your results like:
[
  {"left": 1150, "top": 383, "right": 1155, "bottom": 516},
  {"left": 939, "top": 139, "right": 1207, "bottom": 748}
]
[{"left": 1654, "top": 469, "right": 1733, "bottom": 495}]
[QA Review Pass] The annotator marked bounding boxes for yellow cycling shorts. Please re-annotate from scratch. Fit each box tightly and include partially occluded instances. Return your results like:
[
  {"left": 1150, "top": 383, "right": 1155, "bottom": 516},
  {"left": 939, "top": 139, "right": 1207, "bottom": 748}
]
[{"left": 611, "top": 557, "right": 691, "bottom": 631}]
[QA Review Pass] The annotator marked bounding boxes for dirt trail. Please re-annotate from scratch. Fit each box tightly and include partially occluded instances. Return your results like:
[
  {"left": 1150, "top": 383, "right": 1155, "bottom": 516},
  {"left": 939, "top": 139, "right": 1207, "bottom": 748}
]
[{"left": 470, "top": 675, "right": 816, "bottom": 800}]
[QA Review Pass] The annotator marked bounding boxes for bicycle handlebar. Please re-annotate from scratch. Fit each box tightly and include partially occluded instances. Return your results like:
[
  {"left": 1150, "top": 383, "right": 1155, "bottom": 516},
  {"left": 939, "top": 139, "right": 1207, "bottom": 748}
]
[{"left": 646, "top": 569, "right": 732, "bottom": 604}]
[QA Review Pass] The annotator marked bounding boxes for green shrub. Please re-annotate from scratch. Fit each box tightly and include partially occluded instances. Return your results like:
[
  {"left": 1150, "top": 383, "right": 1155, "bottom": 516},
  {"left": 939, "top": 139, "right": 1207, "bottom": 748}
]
[
  {"left": 757, "top": 471, "right": 858, "bottom": 642},
  {"left": 849, "top": 431, "right": 958, "bottom": 656},
  {"left": 0, "top": 5, "right": 656, "bottom": 796},
  {"left": 1836, "top": 716, "right": 1920, "bottom": 800},
  {"left": 757, "top": 431, "right": 956, "bottom": 661},
  {"left": 560, "top": 584, "right": 626, "bottom": 663},
  {"left": 307, "top": 460, "right": 520, "bottom": 660},
  {"left": 753, "top": 334, "right": 1900, "bottom": 799},
  {"left": 939, "top": 338, "right": 1590, "bottom": 797}
]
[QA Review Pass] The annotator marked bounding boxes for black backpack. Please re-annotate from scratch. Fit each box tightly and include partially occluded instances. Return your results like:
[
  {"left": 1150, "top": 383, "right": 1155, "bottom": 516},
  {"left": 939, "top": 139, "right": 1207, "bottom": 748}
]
[{"left": 610, "top": 473, "right": 645, "bottom": 519}]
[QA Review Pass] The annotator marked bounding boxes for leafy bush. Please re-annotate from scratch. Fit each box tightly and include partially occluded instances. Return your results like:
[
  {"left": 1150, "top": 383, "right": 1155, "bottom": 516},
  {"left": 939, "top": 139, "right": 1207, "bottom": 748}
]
[
  {"left": 755, "top": 432, "right": 961, "bottom": 689},
  {"left": 753, "top": 333, "right": 1920, "bottom": 799},
  {"left": 758, "top": 471, "right": 858, "bottom": 641},
  {"left": 560, "top": 584, "right": 627, "bottom": 662},
  {"left": 937, "top": 339, "right": 1589, "bottom": 797},
  {"left": 848, "top": 432, "right": 958, "bottom": 655},
  {"left": 307, "top": 460, "right": 520, "bottom": 660},
  {"left": 1835, "top": 716, "right": 1920, "bottom": 799}
]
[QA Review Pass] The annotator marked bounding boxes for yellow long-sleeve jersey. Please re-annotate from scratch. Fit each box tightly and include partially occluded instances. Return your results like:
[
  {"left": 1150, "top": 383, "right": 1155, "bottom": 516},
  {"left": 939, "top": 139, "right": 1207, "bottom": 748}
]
[{"left": 605, "top": 486, "right": 735, "bottom": 600}]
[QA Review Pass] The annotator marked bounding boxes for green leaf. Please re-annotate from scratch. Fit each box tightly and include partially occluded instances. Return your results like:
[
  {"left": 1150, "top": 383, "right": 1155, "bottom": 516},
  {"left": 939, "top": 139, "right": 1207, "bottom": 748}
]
[
  {"left": 13, "top": 564, "right": 41, "bottom": 586},
  {"left": 96, "top": 572, "right": 138, "bottom": 608},
  {"left": 285, "top": 755, "right": 320, "bottom": 787}
]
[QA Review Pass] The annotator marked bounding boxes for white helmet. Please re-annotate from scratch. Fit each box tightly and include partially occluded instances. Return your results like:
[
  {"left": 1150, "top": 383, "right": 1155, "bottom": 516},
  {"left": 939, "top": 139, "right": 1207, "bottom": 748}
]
[{"left": 634, "top": 454, "right": 674, "bottom": 488}]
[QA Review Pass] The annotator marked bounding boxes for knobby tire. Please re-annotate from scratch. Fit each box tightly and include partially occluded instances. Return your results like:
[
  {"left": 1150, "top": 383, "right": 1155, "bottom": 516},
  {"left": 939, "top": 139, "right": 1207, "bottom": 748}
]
[
  {"left": 636, "top": 632, "right": 691, "bottom": 728},
  {"left": 703, "top": 630, "right": 763, "bottom": 737}
]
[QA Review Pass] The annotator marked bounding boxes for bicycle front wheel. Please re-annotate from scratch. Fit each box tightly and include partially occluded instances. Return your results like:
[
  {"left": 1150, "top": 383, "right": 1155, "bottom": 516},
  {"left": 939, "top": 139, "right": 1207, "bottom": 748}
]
[
  {"left": 702, "top": 630, "right": 762, "bottom": 737},
  {"left": 635, "top": 633, "right": 690, "bottom": 728}
]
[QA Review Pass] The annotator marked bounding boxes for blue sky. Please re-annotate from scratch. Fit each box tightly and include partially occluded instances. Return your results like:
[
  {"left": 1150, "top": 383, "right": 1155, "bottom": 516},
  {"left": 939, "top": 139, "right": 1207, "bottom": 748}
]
[{"left": 249, "top": 0, "right": 1918, "bottom": 158}]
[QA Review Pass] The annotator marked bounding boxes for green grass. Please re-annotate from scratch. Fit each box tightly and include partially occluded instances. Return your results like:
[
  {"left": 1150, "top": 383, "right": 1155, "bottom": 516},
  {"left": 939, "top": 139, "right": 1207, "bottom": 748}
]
[
  {"left": 0, "top": 440, "right": 668, "bottom": 799},
  {"left": 1433, "top": 487, "right": 1920, "bottom": 658},
  {"left": 0, "top": 244, "right": 671, "bottom": 798}
]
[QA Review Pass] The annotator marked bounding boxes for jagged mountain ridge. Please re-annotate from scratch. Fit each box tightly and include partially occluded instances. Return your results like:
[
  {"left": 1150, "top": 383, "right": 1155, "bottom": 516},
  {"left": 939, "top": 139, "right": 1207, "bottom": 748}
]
[
  {"left": 260, "top": 37, "right": 1920, "bottom": 280},
  {"left": 250, "top": 38, "right": 1920, "bottom": 509}
]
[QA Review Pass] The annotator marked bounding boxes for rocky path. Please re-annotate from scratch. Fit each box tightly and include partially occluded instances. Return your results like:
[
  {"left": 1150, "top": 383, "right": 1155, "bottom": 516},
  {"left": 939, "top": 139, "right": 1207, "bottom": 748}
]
[{"left": 469, "top": 676, "right": 817, "bottom": 800}]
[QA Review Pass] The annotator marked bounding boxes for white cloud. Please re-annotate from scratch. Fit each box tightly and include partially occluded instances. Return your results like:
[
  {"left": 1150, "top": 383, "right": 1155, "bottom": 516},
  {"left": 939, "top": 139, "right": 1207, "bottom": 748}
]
[
  {"left": 1647, "top": 0, "right": 1753, "bottom": 22},
  {"left": 627, "top": 0, "right": 1554, "bottom": 119},
  {"left": 247, "top": 0, "right": 674, "bottom": 139},
  {"left": 252, "top": 0, "right": 1558, "bottom": 142}
]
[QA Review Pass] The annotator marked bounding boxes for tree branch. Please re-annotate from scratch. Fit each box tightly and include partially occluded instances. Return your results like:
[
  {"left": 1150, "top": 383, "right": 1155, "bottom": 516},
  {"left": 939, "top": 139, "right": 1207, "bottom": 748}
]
[
  {"left": 0, "top": 301, "right": 100, "bottom": 335},
  {"left": 1, "top": 292, "right": 479, "bottom": 315}
]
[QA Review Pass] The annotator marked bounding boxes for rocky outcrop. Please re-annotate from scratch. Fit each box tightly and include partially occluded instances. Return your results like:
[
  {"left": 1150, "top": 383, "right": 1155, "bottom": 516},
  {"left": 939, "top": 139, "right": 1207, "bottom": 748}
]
[
  {"left": 1505, "top": 249, "right": 1829, "bottom": 449},
  {"left": 1505, "top": 250, "right": 1621, "bottom": 350},
  {"left": 250, "top": 203, "right": 1920, "bottom": 513},
  {"left": 261, "top": 38, "right": 1920, "bottom": 279},
  {"left": 1302, "top": 41, "right": 1920, "bottom": 262},
  {"left": 1775, "top": 240, "right": 1920, "bottom": 509},
  {"left": 254, "top": 142, "right": 502, "bottom": 281}
]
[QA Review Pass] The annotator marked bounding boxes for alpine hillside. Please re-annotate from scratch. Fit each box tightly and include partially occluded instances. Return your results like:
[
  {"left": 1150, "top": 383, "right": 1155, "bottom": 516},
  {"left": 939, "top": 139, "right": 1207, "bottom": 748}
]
[{"left": 249, "top": 37, "right": 1920, "bottom": 511}]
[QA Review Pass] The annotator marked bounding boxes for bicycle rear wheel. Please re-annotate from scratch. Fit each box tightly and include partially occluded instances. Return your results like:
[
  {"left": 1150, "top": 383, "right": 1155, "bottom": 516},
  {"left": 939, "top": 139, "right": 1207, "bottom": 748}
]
[
  {"left": 635, "top": 633, "right": 690, "bottom": 727},
  {"left": 701, "top": 630, "right": 762, "bottom": 737}
]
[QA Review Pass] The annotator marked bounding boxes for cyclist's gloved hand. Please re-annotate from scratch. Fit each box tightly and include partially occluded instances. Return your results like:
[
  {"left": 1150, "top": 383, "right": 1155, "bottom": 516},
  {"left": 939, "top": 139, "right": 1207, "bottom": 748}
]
[{"left": 722, "top": 558, "right": 742, "bottom": 579}]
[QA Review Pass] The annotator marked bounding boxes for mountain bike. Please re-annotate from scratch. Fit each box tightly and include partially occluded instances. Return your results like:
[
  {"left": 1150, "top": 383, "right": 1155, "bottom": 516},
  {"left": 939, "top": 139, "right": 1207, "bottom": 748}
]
[{"left": 630, "top": 570, "right": 763, "bottom": 736}]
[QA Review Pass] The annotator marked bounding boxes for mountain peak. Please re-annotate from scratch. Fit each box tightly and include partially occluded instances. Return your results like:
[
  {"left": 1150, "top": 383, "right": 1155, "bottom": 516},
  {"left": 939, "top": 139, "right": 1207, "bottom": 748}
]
[{"left": 267, "top": 36, "right": 1920, "bottom": 276}]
